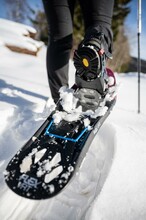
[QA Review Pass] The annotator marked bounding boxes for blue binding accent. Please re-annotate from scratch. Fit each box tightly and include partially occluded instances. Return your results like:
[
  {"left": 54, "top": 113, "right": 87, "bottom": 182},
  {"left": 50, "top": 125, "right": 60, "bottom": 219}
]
[{"left": 45, "top": 119, "right": 88, "bottom": 143}]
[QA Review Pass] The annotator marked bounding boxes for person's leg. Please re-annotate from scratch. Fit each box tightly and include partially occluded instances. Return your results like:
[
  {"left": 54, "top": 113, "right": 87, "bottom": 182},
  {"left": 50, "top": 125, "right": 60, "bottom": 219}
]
[
  {"left": 79, "top": 0, "right": 114, "bottom": 54},
  {"left": 74, "top": 0, "right": 115, "bottom": 96},
  {"left": 42, "top": 0, "right": 76, "bottom": 103}
]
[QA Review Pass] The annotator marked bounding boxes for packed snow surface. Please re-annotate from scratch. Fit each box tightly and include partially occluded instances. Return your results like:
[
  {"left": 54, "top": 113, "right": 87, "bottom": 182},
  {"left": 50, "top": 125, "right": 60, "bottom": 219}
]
[{"left": 0, "top": 20, "right": 146, "bottom": 220}]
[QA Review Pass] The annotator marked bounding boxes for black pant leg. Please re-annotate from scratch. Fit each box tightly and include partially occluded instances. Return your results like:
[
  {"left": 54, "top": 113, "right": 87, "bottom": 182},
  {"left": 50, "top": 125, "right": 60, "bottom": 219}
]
[
  {"left": 42, "top": 0, "right": 76, "bottom": 102},
  {"left": 79, "top": 0, "right": 114, "bottom": 52}
]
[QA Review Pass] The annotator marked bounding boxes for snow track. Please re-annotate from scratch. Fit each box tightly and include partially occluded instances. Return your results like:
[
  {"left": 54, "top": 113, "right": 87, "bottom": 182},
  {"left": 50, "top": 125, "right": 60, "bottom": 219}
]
[{"left": 0, "top": 122, "right": 116, "bottom": 220}]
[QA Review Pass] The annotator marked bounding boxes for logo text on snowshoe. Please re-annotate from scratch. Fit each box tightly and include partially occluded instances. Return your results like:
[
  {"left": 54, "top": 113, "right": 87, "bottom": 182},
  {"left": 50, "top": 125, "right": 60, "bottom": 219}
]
[{"left": 17, "top": 174, "right": 41, "bottom": 192}]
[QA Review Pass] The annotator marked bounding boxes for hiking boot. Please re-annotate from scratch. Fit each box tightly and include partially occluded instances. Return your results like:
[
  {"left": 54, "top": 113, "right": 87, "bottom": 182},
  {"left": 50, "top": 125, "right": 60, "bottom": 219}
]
[{"left": 73, "top": 31, "right": 113, "bottom": 97}]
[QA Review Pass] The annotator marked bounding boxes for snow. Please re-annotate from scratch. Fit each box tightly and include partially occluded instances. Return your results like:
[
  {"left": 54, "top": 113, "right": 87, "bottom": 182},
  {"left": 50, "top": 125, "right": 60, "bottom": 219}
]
[
  {"left": 52, "top": 85, "right": 114, "bottom": 124},
  {"left": 0, "top": 18, "right": 44, "bottom": 53},
  {"left": 0, "top": 20, "right": 146, "bottom": 220}
]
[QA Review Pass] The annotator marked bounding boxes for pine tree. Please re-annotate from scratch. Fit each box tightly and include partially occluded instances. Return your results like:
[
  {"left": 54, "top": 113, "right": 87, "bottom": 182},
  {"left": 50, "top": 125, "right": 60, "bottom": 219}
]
[
  {"left": 108, "top": 26, "right": 131, "bottom": 72},
  {"left": 112, "top": 0, "right": 131, "bottom": 41},
  {"left": 29, "top": 10, "right": 48, "bottom": 43},
  {"left": 73, "top": 1, "right": 84, "bottom": 47},
  {"left": 108, "top": 0, "right": 132, "bottom": 71}
]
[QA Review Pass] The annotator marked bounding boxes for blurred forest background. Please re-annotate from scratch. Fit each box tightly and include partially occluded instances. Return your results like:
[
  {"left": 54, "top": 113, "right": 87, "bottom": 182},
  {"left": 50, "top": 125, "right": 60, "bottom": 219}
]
[{"left": 3, "top": 0, "right": 144, "bottom": 72}]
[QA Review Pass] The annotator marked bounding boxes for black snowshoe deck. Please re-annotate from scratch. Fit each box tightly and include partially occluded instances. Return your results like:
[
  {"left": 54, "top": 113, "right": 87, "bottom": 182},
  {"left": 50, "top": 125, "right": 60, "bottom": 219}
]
[{"left": 4, "top": 93, "right": 116, "bottom": 199}]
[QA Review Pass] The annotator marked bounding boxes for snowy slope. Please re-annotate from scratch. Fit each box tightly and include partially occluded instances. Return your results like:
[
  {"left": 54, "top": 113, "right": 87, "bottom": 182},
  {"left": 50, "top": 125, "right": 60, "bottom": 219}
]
[
  {"left": 0, "top": 20, "right": 146, "bottom": 220},
  {"left": 0, "top": 18, "right": 44, "bottom": 54}
]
